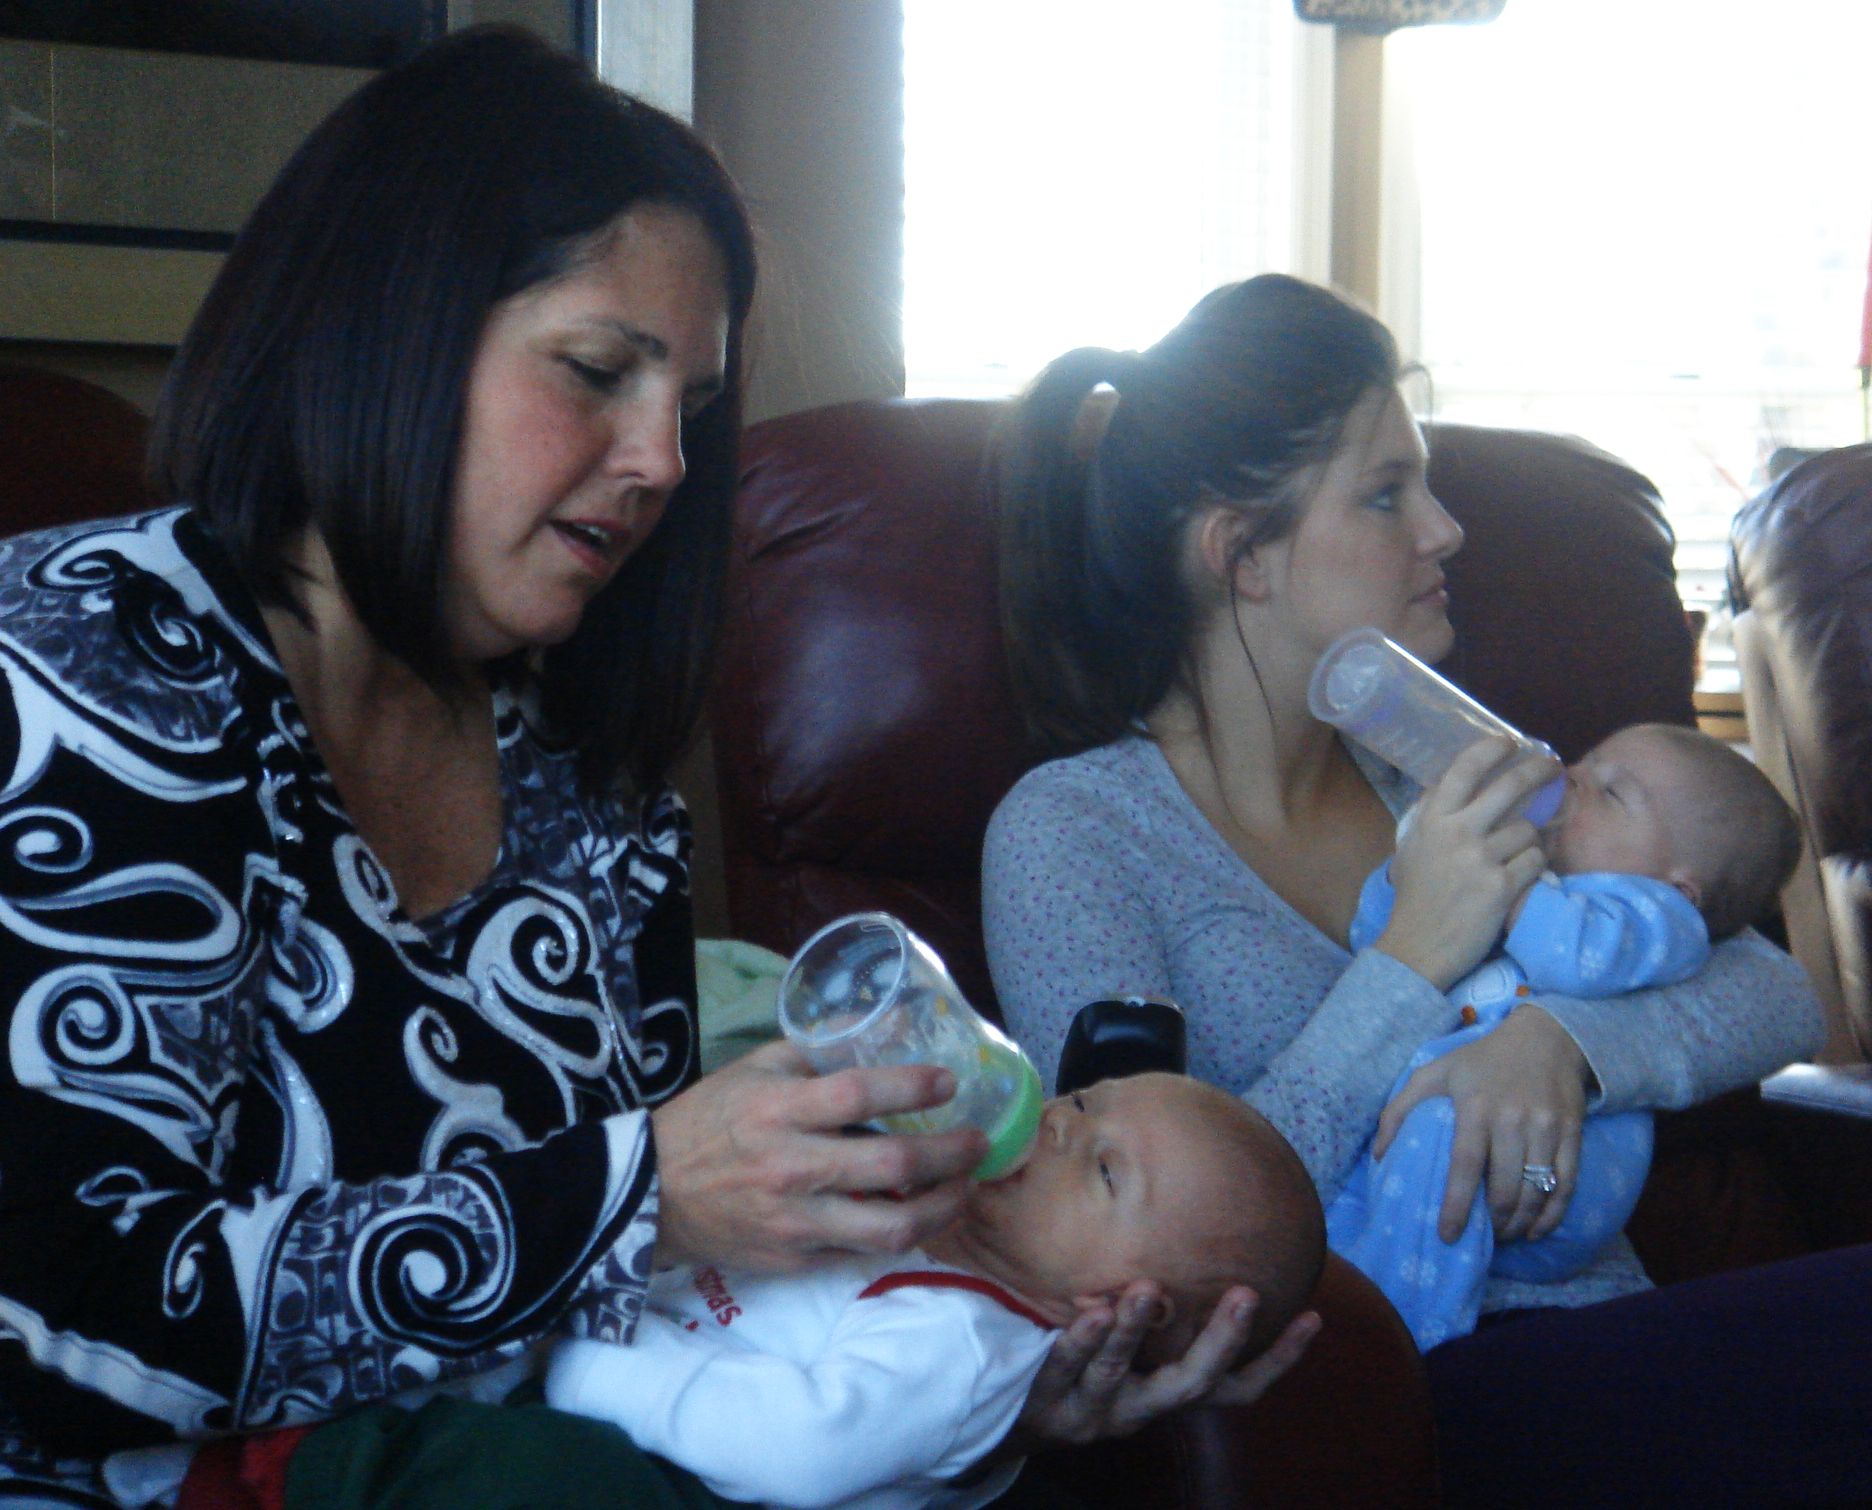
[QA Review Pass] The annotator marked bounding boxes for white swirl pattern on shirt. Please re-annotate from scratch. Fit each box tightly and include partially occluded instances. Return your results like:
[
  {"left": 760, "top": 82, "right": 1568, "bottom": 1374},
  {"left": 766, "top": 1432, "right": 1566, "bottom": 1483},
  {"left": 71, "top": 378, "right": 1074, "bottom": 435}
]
[{"left": 0, "top": 510, "right": 692, "bottom": 1495}]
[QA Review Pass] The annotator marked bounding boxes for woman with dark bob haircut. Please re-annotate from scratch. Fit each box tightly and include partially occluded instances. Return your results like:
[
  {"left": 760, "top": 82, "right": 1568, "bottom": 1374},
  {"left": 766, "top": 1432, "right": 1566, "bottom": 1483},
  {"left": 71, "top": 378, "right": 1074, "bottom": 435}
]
[
  {"left": 986, "top": 274, "right": 1872, "bottom": 1506},
  {"left": 0, "top": 28, "right": 1017, "bottom": 1507}
]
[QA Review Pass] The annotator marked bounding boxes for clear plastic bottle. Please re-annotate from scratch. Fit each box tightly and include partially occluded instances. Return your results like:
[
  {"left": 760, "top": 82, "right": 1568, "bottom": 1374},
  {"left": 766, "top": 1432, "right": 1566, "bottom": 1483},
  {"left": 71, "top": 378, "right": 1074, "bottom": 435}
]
[
  {"left": 776, "top": 912, "right": 1043, "bottom": 1181},
  {"left": 1307, "top": 627, "right": 1565, "bottom": 826}
]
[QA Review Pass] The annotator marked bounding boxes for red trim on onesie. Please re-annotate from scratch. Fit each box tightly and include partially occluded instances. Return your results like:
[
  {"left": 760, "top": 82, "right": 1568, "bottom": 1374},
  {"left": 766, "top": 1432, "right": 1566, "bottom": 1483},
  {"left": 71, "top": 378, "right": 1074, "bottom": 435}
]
[{"left": 859, "top": 1270, "right": 1056, "bottom": 1330}]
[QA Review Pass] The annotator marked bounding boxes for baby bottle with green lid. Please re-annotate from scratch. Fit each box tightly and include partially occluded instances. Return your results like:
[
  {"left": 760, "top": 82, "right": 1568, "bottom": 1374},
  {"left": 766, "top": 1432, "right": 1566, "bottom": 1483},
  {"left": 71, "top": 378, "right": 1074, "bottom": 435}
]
[{"left": 776, "top": 912, "right": 1043, "bottom": 1182}]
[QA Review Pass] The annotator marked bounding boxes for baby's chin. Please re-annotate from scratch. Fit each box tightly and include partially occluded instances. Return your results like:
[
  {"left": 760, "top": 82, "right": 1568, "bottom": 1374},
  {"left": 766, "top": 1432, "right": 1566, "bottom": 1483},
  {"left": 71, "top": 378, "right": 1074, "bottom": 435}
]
[{"left": 967, "top": 1162, "right": 1027, "bottom": 1210}]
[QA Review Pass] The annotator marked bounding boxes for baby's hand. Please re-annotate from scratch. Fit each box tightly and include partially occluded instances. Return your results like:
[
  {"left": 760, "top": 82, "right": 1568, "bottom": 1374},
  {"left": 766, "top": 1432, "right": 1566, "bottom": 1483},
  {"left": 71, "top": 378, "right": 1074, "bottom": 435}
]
[{"left": 1376, "top": 738, "right": 1555, "bottom": 990}]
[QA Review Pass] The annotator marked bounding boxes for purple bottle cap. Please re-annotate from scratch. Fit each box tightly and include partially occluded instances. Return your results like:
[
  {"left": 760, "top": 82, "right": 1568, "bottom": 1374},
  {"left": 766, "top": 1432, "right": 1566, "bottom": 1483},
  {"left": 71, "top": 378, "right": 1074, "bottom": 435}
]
[{"left": 1524, "top": 773, "right": 1566, "bottom": 828}]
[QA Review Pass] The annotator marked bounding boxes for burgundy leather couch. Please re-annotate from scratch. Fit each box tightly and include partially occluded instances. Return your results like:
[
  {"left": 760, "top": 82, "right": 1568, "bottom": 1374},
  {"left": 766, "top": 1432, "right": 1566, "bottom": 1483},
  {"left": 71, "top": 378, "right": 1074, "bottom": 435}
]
[
  {"left": 0, "top": 363, "right": 157, "bottom": 528},
  {"left": 709, "top": 398, "right": 1706, "bottom": 1508}
]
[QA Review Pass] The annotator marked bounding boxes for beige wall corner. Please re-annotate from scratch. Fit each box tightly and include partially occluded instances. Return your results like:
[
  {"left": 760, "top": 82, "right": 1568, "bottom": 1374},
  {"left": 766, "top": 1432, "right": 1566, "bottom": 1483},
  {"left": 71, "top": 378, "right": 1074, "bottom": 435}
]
[
  {"left": 694, "top": 0, "right": 906, "bottom": 423},
  {"left": 1329, "top": 28, "right": 1384, "bottom": 312}
]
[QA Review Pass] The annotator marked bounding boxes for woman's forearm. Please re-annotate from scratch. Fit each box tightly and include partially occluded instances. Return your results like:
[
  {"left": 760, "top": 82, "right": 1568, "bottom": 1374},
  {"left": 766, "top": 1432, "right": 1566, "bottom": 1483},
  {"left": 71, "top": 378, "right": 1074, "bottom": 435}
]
[
  {"left": 1533, "top": 929, "right": 1824, "bottom": 1114},
  {"left": 1242, "top": 947, "right": 1457, "bottom": 1199}
]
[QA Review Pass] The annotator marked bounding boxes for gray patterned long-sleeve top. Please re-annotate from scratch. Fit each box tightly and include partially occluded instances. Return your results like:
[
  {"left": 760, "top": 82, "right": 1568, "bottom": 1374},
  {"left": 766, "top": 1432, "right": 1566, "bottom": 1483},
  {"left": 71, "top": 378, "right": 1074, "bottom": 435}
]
[
  {"left": 982, "top": 736, "right": 1824, "bottom": 1315},
  {"left": 0, "top": 509, "right": 696, "bottom": 1501}
]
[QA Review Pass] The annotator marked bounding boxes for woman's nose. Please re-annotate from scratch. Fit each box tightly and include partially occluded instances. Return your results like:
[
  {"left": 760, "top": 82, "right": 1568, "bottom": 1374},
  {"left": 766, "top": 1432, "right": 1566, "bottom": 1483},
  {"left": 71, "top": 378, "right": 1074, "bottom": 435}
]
[
  {"left": 606, "top": 398, "right": 687, "bottom": 497},
  {"left": 1417, "top": 489, "right": 1464, "bottom": 560}
]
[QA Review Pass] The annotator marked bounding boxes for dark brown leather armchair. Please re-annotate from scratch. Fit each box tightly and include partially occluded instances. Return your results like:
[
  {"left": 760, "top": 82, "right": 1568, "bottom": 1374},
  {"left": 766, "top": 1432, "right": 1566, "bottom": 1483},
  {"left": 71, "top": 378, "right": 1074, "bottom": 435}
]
[
  {"left": 710, "top": 399, "right": 1705, "bottom": 1507},
  {"left": 1729, "top": 445, "right": 1872, "bottom": 1062},
  {"left": 1719, "top": 446, "right": 1872, "bottom": 1265}
]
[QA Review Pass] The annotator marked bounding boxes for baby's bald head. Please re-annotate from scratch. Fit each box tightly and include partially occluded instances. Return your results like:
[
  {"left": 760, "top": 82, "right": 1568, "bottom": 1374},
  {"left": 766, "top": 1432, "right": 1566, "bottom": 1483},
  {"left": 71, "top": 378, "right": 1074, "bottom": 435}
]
[{"left": 1126, "top": 1076, "right": 1325, "bottom": 1367}]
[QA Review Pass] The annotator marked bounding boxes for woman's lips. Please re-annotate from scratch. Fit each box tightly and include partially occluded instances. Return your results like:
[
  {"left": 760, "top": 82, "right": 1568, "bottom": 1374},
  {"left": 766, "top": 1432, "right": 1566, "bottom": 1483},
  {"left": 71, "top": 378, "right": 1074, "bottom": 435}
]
[{"left": 552, "top": 519, "right": 623, "bottom": 573}]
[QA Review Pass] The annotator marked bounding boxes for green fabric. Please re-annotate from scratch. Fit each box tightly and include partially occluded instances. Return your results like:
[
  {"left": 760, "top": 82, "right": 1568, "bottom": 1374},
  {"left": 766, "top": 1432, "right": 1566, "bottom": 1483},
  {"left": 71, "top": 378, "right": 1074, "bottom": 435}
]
[
  {"left": 695, "top": 938, "right": 787, "bottom": 1074},
  {"left": 285, "top": 1395, "right": 748, "bottom": 1510}
]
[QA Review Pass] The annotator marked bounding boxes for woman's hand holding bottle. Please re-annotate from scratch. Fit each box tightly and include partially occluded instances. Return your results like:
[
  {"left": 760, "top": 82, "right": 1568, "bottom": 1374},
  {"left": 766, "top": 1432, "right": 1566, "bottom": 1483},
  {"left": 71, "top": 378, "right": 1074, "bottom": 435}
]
[
  {"left": 1374, "top": 736, "right": 1559, "bottom": 991},
  {"left": 650, "top": 1039, "right": 985, "bottom": 1272},
  {"left": 1370, "top": 735, "right": 1590, "bottom": 1240}
]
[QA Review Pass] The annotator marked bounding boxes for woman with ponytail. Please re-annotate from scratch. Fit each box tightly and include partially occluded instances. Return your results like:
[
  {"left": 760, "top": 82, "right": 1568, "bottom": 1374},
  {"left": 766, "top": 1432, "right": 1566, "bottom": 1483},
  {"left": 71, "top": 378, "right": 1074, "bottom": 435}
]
[{"left": 984, "top": 276, "right": 1869, "bottom": 1506}]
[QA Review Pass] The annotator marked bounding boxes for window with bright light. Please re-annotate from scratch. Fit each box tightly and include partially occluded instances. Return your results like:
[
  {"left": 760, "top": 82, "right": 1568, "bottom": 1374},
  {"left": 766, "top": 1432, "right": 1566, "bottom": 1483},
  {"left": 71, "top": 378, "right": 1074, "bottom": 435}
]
[
  {"left": 902, "top": 0, "right": 1329, "bottom": 399},
  {"left": 1389, "top": 0, "right": 1872, "bottom": 687}
]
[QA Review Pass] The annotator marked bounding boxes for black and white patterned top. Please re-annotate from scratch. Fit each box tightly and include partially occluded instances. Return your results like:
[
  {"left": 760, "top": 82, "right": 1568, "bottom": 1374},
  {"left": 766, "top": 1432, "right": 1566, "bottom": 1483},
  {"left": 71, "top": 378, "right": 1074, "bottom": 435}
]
[{"left": 0, "top": 508, "right": 697, "bottom": 1502}]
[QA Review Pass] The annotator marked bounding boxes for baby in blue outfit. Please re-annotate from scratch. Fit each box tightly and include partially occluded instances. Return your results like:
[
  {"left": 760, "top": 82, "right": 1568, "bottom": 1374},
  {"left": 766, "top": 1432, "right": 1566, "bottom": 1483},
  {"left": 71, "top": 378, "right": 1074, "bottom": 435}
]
[{"left": 1329, "top": 722, "right": 1802, "bottom": 1349}]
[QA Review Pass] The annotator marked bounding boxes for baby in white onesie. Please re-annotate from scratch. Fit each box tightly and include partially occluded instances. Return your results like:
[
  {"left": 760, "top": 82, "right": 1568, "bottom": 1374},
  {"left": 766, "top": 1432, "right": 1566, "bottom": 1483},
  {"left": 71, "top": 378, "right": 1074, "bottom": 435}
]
[{"left": 547, "top": 1072, "right": 1324, "bottom": 1510}]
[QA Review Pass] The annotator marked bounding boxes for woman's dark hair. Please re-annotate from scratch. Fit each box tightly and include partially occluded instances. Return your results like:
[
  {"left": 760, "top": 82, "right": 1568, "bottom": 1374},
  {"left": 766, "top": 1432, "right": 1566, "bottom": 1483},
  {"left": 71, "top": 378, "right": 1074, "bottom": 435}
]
[
  {"left": 996, "top": 274, "right": 1399, "bottom": 756},
  {"left": 149, "top": 26, "right": 757, "bottom": 795}
]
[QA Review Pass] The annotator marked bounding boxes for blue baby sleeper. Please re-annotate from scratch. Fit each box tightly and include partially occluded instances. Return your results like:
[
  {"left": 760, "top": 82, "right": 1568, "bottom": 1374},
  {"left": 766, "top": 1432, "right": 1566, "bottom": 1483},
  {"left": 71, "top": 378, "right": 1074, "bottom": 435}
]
[{"left": 1327, "top": 864, "right": 1709, "bottom": 1349}]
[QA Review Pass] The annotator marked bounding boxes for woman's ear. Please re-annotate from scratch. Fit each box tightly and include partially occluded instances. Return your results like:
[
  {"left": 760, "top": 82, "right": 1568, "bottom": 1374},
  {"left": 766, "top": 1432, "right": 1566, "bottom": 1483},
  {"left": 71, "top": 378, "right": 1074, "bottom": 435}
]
[{"left": 1194, "top": 509, "right": 1268, "bottom": 602}]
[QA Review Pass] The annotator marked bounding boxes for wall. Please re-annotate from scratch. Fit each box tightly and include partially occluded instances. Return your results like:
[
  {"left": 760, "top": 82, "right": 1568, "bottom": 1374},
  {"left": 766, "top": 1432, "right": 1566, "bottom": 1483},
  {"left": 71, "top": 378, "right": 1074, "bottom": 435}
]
[
  {"left": 0, "top": 0, "right": 575, "bottom": 407},
  {"left": 693, "top": 0, "right": 906, "bottom": 425}
]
